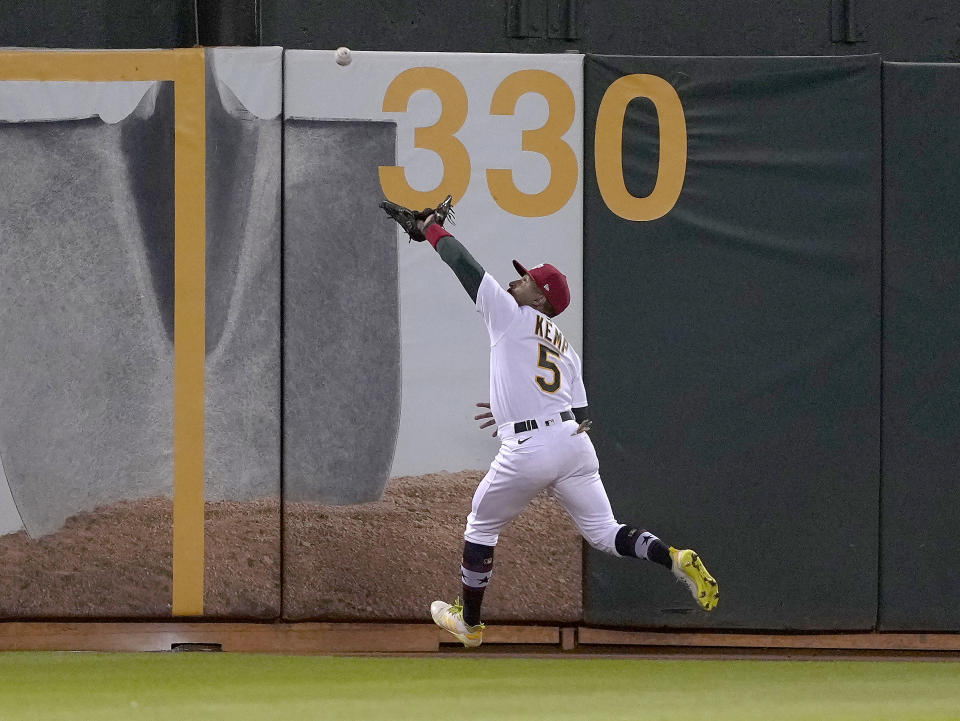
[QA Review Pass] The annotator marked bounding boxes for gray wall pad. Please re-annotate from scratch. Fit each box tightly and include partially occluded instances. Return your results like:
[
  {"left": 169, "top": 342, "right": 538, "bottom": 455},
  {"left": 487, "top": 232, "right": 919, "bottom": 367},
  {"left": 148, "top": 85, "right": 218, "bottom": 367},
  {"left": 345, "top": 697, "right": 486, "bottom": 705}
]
[
  {"left": 203, "top": 59, "right": 281, "bottom": 502},
  {"left": 0, "top": 451, "right": 24, "bottom": 535},
  {"left": 121, "top": 82, "right": 175, "bottom": 342},
  {"left": 283, "top": 119, "right": 400, "bottom": 504},
  {"left": 0, "top": 115, "right": 173, "bottom": 537},
  {"left": 880, "top": 62, "right": 960, "bottom": 631},
  {"left": 582, "top": 55, "right": 881, "bottom": 630}
]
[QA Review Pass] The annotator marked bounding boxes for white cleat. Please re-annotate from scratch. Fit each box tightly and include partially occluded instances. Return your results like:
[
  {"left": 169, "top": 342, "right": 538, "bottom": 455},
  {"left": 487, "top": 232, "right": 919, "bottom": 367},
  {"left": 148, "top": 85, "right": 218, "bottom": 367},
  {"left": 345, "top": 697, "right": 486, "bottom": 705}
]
[{"left": 430, "top": 598, "right": 484, "bottom": 648}]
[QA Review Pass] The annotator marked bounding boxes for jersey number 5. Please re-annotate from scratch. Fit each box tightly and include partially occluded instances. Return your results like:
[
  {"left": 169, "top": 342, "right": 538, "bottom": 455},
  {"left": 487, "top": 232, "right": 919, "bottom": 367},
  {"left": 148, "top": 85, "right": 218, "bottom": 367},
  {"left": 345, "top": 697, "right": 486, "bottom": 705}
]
[{"left": 536, "top": 344, "right": 561, "bottom": 394}]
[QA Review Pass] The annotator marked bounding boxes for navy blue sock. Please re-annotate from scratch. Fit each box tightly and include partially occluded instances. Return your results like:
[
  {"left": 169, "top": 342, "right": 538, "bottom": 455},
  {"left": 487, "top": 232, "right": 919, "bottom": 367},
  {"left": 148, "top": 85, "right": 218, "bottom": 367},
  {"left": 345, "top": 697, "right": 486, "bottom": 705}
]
[
  {"left": 460, "top": 541, "right": 495, "bottom": 627},
  {"left": 615, "top": 526, "right": 672, "bottom": 570}
]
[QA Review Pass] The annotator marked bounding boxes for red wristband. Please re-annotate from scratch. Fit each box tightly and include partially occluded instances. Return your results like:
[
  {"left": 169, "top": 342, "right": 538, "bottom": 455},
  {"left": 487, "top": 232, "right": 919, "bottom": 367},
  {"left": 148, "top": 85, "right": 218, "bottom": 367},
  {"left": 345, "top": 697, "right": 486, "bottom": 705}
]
[{"left": 425, "top": 223, "right": 452, "bottom": 249}]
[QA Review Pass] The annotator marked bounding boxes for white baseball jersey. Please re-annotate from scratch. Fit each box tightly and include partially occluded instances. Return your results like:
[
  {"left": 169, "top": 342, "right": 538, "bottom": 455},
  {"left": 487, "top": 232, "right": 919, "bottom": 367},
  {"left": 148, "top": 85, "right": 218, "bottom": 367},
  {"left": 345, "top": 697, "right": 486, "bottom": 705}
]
[
  {"left": 475, "top": 273, "right": 587, "bottom": 431},
  {"left": 465, "top": 272, "right": 622, "bottom": 555}
]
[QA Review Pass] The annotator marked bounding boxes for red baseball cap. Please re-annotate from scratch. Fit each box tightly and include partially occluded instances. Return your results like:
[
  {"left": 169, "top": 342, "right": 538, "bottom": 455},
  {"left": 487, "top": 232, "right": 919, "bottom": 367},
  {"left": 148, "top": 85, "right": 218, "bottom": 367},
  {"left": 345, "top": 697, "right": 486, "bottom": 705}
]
[{"left": 512, "top": 260, "right": 570, "bottom": 316}]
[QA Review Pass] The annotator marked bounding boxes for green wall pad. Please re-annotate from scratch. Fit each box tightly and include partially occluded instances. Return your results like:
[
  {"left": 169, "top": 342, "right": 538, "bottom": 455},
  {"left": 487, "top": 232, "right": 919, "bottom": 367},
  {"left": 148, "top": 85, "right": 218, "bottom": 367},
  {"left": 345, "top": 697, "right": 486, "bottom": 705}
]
[
  {"left": 581, "top": 55, "right": 882, "bottom": 630},
  {"left": 879, "top": 62, "right": 960, "bottom": 632}
]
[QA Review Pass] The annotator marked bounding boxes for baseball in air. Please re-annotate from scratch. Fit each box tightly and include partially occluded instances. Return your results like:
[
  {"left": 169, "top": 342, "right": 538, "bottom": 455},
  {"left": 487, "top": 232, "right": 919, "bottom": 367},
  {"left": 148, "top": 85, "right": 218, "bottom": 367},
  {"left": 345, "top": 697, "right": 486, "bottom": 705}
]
[{"left": 335, "top": 47, "right": 352, "bottom": 66}]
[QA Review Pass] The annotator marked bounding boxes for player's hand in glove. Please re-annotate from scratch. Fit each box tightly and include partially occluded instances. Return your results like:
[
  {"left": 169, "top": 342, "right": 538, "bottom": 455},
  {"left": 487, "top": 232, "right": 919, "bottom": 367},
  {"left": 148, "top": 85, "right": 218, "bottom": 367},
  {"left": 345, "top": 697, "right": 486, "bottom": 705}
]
[
  {"left": 380, "top": 194, "right": 455, "bottom": 242},
  {"left": 474, "top": 402, "right": 497, "bottom": 437}
]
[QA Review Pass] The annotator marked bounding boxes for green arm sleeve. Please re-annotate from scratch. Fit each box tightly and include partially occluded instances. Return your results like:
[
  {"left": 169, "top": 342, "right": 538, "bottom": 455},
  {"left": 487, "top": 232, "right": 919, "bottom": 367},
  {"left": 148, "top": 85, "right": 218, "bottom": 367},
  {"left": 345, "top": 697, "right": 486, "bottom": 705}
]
[{"left": 435, "top": 234, "right": 485, "bottom": 303}]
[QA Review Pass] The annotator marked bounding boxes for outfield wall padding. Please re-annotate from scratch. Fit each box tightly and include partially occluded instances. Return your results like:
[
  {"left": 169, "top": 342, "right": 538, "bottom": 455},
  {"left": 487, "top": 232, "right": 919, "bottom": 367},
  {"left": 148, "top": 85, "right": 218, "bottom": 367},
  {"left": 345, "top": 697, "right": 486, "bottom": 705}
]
[
  {"left": 203, "top": 48, "right": 283, "bottom": 505},
  {"left": 0, "top": 83, "right": 176, "bottom": 617},
  {"left": 582, "top": 55, "right": 882, "bottom": 630},
  {"left": 282, "top": 119, "right": 400, "bottom": 505},
  {"left": 879, "top": 62, "right": 960, "bottom": 632},
  {"left": 202, "top": 47, "right": 283, "bottom": 618},
  {"left": 0, "top": 49, "right": 284, "bottom": 619},
  {"left": 0, "top": 86, "right": 175, "bottom": 540},
  {"left": 4, "top": 50, "right": 960, "bottom": 629}
]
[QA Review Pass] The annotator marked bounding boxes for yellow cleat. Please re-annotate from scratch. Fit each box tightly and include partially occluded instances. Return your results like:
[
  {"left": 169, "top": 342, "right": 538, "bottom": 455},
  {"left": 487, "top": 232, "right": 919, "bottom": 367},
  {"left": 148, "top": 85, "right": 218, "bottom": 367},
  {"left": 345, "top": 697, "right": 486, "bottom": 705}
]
[
  {"left": 430, "top": 598, "right": 484, "bottom": 648},
  {"left": 670, "top": 548, "right": 719, "bottom": 611}
]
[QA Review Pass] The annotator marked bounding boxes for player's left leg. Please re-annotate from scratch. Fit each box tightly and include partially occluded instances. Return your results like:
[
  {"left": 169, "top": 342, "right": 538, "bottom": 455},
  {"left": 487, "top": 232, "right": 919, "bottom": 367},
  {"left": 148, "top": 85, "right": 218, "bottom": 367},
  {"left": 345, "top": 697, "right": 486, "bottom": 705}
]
[
  {"left": 551, "top": 431, "right": 719, "bottom": 610},
  {"left": 668, "top": 547, "right": 720, "bottom": 611},
  {"left": 550, "top": 469, "right": 665, "bottom": 563},
  {"left": 552, "top": 471, "right": 719, "bottom": 610}
]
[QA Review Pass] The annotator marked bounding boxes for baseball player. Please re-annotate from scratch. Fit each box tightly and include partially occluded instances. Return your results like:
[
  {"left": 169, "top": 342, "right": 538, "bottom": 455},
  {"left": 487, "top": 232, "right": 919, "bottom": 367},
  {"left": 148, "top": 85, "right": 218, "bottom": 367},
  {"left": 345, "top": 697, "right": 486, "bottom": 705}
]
[{"left": 381, "top": 196, "right": 718, "bottom": 648}]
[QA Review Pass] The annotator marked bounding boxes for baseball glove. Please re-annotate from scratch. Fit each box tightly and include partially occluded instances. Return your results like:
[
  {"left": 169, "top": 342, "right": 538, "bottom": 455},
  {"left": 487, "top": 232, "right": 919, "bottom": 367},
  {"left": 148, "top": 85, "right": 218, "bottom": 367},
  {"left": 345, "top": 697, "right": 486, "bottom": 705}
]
[{"left": 379, "top": 194, "right": 455, "bottom": 242}]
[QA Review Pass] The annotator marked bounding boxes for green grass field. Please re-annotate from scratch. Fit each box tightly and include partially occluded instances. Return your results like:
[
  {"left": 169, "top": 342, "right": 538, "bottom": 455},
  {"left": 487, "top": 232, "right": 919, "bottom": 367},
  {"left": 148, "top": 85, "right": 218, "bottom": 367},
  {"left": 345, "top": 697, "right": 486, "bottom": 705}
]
[{"left": 0, "top": 653, "right": 958, "bottom": 721}]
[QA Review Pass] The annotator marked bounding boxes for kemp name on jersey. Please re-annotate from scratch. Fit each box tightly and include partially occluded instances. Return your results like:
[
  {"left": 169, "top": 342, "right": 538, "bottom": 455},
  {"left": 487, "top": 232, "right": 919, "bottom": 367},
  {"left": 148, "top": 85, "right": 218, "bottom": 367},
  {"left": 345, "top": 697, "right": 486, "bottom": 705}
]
[{"left": 534, "top": 315, "right": 569, "bottom": 356}]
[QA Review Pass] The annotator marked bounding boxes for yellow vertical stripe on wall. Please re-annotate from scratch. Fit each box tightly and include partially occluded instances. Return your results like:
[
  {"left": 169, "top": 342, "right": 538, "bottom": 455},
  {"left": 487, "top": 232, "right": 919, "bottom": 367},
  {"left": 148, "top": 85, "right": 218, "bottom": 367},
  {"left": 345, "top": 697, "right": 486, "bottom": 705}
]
[
  {"left": 0, "top": 50, "right": 207, "bottom": 616},
  {"left": 170, "top": 50, "right": 206, "bottom": 616}
]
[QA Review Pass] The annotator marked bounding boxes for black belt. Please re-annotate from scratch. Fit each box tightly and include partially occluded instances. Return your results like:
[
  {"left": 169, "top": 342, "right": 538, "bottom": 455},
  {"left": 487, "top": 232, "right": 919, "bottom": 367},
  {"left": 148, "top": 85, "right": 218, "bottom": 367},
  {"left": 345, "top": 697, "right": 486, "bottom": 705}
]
[{"left": 513, "top": 410, "right": 574, "bottom": 434}]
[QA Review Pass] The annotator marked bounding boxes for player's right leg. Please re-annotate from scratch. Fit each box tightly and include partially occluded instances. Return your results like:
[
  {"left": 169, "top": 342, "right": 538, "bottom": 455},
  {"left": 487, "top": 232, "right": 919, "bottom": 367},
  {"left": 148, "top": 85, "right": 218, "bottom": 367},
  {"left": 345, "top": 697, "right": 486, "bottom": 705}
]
[
  {"left": 431, "top": 459, "right": 545, "bottom": 646},
  {"left": 430, "top": 536, "right": 494, "bottom": 648},
  {"left": 430, "top": 598, "right": 484, "bottom": 648}
]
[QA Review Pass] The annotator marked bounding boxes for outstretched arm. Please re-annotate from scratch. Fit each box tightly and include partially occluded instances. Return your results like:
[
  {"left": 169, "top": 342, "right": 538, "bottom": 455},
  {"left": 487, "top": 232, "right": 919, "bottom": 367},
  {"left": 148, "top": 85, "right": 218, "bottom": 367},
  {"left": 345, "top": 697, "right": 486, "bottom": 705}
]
[
  {"left": 424, "top": 224, "right": 484, "bottom": 303},
  {"left": 380, "top": 196, "right": 484, "bottom": 301}
]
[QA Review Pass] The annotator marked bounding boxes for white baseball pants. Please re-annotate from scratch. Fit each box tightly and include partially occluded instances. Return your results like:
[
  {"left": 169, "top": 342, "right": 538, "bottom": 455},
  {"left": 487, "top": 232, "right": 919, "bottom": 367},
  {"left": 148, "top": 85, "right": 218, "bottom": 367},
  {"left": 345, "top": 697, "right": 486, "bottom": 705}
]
[{"left": 464, "top": 415, "right": 624, "bottom": 555}]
